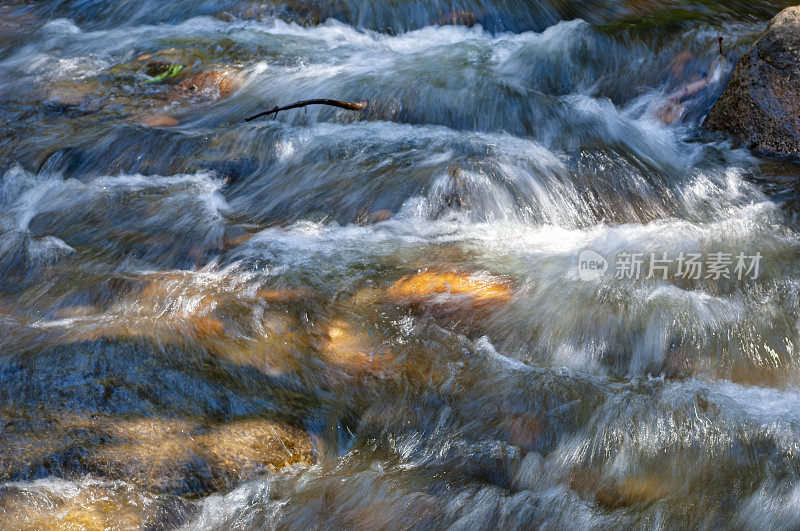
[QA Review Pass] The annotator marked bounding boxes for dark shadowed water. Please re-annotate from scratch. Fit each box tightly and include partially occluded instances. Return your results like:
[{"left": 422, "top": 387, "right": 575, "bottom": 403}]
[{"left": 2, "top": 0, "right": 800, "bottom": 528}]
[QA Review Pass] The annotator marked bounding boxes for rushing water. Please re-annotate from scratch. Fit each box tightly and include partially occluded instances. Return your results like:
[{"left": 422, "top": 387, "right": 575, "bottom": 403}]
[{"left": 3, "top": 0, "right": 800, "bottom": 528}]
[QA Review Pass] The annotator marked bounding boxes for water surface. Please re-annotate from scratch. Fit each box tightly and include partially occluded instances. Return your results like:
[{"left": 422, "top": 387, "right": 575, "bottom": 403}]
[{"left": 2, "top": 0, "right": 800, "bottom": 528}]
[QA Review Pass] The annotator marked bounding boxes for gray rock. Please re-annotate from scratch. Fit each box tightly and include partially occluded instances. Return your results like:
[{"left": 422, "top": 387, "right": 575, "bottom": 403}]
[{"left": 705, "top": 7, "right": 800, "bottom": 157}]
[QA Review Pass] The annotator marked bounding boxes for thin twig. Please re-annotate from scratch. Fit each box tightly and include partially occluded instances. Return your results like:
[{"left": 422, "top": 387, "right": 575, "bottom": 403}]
[{"left": 245, "top": 99, "right": 368, "bottom": 122}]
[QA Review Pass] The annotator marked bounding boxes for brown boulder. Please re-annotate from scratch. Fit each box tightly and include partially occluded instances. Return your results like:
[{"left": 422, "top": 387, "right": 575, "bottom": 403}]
[
  {"left": 705, "top": 7, "right": 800, "bottom": 157},
  {"left": 176, "top": 68, "right": 242, "bottom": 100}
]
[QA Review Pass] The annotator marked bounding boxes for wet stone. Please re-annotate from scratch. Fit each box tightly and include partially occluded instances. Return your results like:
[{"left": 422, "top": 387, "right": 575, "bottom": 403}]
[
  {"left": 0, "top": 4, "right": 38, "bottom": 42},
  {"left": 388, "top": 270, "right": 512, "bottom": 322},
  {"left": 0, "top": 478, "right": 197, "bottom": 530},
  {"left": 0, "top": 408, "right": 316, "bottom": 496},
  {"left": 438, "top": 10, "right": 479, "bottom": 27},
  {"left": 134, "top": 48, "right": 201, "bottom": 76},
  {"left": 175, "top": 68, "right": 243, "bottom": 100},
  {"left": 134, "top": 114, "right": 179, "bottom": 127},
  {"left": 43, "top": 80, "right": 105, "bottom": 114},
  {"left": 200, "top": 156, "right": 260, "bottom": 185},
  {"left": 213, "top": 1, "right": 326, "bottom": 26},
  {"left": 705, "top": 6, "right": 800, "bottom": 157},
  {"left": 356, "top": 209, "right": 393, "bottom": 225},
  {"left": 1, "top": 1, "right": 798, "bottom": 527}
]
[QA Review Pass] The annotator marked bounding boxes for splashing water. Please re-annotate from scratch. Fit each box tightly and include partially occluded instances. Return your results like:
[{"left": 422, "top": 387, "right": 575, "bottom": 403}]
[{"left": 2, "top": 0, "right": 800, "bottom": 528}]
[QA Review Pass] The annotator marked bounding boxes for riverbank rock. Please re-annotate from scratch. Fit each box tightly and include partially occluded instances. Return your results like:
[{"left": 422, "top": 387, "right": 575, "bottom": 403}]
[{"left": 705, "top": 7, "right": 800, "bottom": 157}]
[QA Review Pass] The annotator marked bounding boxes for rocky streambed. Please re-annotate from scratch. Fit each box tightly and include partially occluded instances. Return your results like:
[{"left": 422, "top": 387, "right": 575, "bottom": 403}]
[{"left": 3, "top": 0, "right": 800, "bottom": 529}]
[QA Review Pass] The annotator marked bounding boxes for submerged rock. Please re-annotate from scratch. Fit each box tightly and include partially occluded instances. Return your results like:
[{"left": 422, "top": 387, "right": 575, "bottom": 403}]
[
  {"left": 388, "top": 270, "right": 512, "bottom": 323},
  {"left": 0, "top": 231, "right": 75, "bottom": 291},
  {"left": 133, "top": 49, "right": 200, "bottom": 80},
  {"left": 0, "top": 477, "right": 196, "bottom": 529},
  {"left": 316, "top": 318, "right": 393, "bottom": 379},
  {"left": 0, "top": 412, "right": 316, "bottom": 496},
  {"left": 705, "top": 7, "right": 800, "bottom": 157},
  {"left": 389, "top": 271, "right": 511, "bottom": 306},
  {"left": 602, "top": 477, "right": 672, "bottom": 509},
  {"left": 134, "top": 114, "right": 179, "bottom": 127},
  {"left": 355, "top": 209, "right": 393, "bottom": 225},
  {"left": 214, "top": 1, "right": 326, "bottom": 26},
  {"left": 438, "top": 10, "right": 479, "bottom": 27},
  {"left": 175, "top": 68, "right": 242, "bottom": 100},
  {"left": 43, "top": 80, "right": 104, "bottom": 114}
]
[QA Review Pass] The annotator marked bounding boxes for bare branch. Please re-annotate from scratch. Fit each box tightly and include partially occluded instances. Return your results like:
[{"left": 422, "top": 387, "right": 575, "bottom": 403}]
[{"left": 245, "top": 99, "right": 368, "bottom": 122}]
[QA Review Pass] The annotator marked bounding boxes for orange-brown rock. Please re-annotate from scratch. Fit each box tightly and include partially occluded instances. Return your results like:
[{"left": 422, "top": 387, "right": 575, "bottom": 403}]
[
  {"left": 220, "top": 312, "right": 309, "bottom": 376},
  {"left": 135, "top": 114, "right": 179, "bottom": 127},
  {"left": 176, "top": 68, "right": 242, "bottom": 99},
  {"left": 57, "top": 272, "right": 321, "bottom": 377},
  {"left": 388, "top": 270, "right": 512, "bottom": 319},
  {"left": 363, "top": 209, "right": 393, "bottom": 224},
  {"left": 653, "top": 100, "right": 683, "bottom": 124},
  {"left": 570, "top": 468, "right": 672, "bottom": 510},
  {"left": 343, "top": 287, "right": 384, "bottom": 314},
  {"left": 96, "top": 417, "right": 315, "bottom": 493},
  {"left": 257, "top": 287, "right": 314, "bottom": 303},
  {"left": 223, "top": 231, "right": 255, "bottom": 250},
  {"left": 317, "top": 319, "right": 393, "bottom": 378},
  {"left": 201, "top": 418, "right": 315, "bottom": 473},
  {"left": 66, "top": 271, "right": 227, "bottom": 345},
  {"left": 595, "top": 476, "right": 672, "bottom": 509},
  {"left": 133, "top": 47, "right": 200, "bottom": 76}
]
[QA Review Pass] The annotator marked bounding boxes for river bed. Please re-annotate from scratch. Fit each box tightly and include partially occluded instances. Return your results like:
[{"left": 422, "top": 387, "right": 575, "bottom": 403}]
[{"left": 1, "top": 0, "right": 800, "bottom": 528}]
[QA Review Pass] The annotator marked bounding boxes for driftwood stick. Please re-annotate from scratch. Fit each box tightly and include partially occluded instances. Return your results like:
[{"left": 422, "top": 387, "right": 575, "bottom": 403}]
[{"left": 245, "top": 99, "right": 368, "bottom": 122}]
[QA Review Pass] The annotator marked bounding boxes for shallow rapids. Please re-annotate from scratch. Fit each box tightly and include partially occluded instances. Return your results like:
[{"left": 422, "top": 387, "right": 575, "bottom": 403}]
[{"left": 2, "top": 0, "right": 800, "bottom": 528}]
